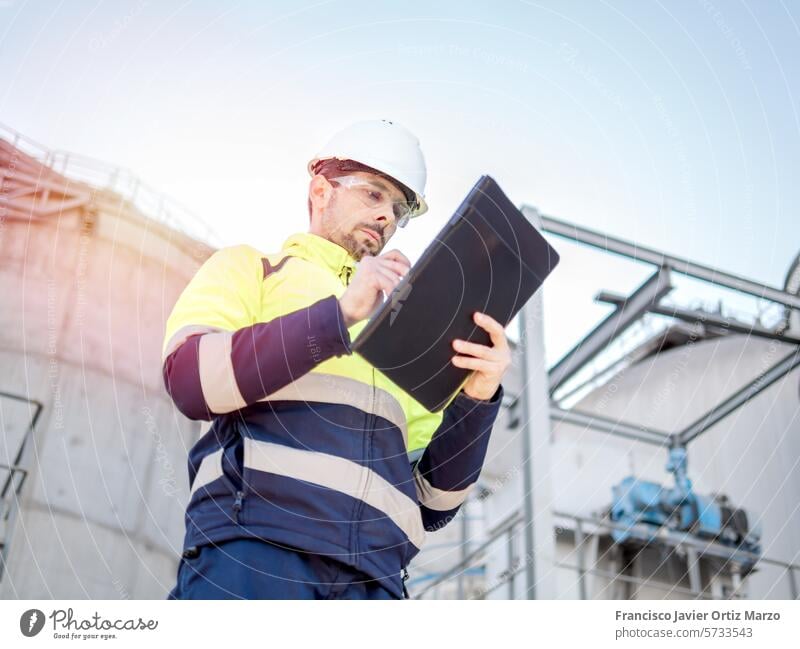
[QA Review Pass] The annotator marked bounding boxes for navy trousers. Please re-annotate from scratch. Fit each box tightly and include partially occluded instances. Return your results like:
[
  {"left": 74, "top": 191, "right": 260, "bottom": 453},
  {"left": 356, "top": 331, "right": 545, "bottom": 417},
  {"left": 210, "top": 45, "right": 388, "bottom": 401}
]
[{"left": 166, "top": 538, "right": 402, "bottom": 600}]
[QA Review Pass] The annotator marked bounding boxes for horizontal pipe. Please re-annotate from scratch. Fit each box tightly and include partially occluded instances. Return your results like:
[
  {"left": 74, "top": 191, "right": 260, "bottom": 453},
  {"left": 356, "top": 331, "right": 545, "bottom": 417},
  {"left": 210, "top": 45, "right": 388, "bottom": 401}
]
[
  {"left": 679, "top": 347, "right": 800, "bottom": 445},
  {"left": 534, "top": 211, "right": 800, "bottom": 311},
  {"left": 550, "top": 406, "right": 673, "bottom": 446}
]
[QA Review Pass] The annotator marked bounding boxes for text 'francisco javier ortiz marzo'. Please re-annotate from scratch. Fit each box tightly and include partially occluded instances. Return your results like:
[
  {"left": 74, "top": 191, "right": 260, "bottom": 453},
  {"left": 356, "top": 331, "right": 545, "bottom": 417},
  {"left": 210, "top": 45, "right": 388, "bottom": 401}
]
[{"left": 616, "top": 609, "right": 781, "bottom": 622}]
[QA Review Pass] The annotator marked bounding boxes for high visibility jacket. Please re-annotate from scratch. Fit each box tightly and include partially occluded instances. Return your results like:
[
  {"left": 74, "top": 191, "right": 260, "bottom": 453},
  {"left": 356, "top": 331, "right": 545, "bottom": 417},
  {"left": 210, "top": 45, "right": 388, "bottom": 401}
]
[{"left": 161, "top": 231, "right": 504, "bottom": 598}]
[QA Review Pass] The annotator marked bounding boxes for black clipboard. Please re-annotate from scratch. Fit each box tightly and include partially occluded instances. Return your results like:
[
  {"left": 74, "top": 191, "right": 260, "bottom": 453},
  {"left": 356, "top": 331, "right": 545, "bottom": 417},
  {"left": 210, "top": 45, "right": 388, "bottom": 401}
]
[{"left": 350, "top": 175, "right": 560, "bottom": 412}]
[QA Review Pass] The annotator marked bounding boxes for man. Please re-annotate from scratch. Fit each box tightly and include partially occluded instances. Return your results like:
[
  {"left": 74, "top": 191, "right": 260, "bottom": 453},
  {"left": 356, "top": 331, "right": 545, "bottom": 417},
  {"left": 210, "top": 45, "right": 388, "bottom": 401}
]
[{"left": 163, "top": 119, "right": 511, "bottom": 600}]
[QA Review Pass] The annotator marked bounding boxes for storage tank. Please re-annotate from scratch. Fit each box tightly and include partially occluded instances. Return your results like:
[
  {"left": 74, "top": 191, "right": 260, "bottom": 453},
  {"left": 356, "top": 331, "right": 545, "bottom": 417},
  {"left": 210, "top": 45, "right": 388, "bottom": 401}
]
[{"left": 0, "top": 128, "right": 215, "bottom": 598}]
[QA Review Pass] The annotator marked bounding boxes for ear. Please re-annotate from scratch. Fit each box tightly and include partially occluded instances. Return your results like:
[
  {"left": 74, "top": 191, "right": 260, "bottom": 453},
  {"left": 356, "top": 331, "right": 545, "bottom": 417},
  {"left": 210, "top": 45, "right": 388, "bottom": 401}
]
[{"left": 309, "top": 174, "right": 334, "bottom": 216}]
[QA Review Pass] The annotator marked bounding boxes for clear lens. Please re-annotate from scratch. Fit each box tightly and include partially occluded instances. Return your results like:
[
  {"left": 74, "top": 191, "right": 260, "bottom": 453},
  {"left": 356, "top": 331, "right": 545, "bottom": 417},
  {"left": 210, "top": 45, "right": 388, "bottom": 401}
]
[
  {"left": 330, "top": 175, "right": 413, "bottom": 228},
  {"left": 392, "top": 202, "right": 412, "bottom": 222}
]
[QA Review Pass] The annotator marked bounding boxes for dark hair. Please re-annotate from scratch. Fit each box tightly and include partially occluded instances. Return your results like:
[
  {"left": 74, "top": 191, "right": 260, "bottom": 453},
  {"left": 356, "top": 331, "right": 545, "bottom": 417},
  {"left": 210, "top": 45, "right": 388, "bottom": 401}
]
[{"left": 307, "top": 158, "right": 417, "bottom": 219}]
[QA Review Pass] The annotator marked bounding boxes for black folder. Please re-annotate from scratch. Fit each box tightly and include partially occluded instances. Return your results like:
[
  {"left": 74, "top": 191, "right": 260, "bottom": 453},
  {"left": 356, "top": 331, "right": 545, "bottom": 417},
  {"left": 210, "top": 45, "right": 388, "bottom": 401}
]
[{"left": 350, "top": 175, "right": 560, "bottom": 412}]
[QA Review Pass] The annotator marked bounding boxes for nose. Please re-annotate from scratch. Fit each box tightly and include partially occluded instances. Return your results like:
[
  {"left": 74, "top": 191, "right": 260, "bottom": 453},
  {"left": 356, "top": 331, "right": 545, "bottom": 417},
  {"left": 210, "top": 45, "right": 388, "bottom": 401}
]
[{"left": 371, "top": 210, "right": 397, "bottom": 233}]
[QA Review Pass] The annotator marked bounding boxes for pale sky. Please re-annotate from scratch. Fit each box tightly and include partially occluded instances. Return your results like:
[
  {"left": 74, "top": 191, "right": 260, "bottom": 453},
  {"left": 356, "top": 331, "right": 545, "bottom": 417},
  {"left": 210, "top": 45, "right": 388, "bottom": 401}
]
[{"left": 2, "top": 0, "right": 798, "bottom": 366}]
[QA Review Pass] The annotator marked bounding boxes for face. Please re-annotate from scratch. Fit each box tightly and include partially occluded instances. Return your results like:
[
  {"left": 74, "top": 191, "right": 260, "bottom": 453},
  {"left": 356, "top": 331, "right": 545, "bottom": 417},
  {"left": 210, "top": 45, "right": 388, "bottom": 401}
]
[{"left": 308, "top": 171, "right": 409, "bottom": 261}]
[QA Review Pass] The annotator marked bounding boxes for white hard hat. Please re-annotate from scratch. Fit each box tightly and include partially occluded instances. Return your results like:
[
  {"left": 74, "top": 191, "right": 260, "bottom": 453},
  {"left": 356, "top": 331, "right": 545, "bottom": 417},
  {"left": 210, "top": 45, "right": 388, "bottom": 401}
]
[{"left": 308, "top": 119, "right": 428, "bottom": 218}]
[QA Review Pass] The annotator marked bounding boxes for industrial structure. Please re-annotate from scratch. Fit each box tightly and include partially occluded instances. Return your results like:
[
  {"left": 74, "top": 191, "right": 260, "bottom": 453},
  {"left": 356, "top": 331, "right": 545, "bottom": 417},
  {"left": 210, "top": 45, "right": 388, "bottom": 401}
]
[
  {"left": 1, "top": 125, "right": 797, "bottom": 599},
  {"left": 410, "top": 215, "right": 800, "bottom": 600}
]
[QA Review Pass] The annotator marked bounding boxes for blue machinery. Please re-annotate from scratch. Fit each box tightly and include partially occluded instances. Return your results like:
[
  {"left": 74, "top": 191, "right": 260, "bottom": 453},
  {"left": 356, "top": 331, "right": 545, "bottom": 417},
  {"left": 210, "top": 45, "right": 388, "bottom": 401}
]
[{"left": 611, "top": 446, "right": 762, "bottom": 564}]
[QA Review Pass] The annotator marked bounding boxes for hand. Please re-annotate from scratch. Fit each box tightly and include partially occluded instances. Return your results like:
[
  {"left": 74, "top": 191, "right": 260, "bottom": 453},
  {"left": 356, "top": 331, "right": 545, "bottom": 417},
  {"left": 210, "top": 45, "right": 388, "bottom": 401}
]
[
  {"left": 451, "top": 312, "right": 511, "bottom": 401},
  {"left": 338, "top": 249, "right": 411, "bottom": 327}
]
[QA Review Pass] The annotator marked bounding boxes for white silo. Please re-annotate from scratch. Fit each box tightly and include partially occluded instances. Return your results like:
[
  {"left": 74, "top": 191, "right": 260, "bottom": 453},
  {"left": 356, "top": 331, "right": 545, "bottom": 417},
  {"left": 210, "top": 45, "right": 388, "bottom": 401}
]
[{"left": 0, "top": 126, "right": 215, "bottom": 598}]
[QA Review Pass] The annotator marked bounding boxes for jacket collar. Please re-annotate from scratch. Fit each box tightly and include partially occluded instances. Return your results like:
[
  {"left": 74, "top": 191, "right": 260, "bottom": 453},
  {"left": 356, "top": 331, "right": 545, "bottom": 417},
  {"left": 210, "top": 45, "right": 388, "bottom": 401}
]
[{"left": 281, "top": 231, "right": 357, "bottom": 284}]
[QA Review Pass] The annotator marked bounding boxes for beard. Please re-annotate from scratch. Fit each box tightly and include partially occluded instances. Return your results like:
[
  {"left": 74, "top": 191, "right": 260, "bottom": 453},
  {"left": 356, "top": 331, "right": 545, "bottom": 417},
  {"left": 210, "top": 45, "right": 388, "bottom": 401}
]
[
  {"left": 339, "top": 230, "right": 380, "bottom": 261},
  {"left": 322, "top": 201, "right": 380, "bottom": 261}
]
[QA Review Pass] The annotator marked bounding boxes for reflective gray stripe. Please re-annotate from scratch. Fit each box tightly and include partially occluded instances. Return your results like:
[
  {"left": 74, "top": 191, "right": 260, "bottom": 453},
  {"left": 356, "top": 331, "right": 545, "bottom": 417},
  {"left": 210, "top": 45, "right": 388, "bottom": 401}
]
[
  {"left": 413, "top": 467, "right": 474, "bottom": 511},
  {"left": 190, "top": 448, "right": 224, "bottom": 497},
  {"left": 198, "top": 331, "right": 247, "bottom": 413},
  {"left": 162, "top": 324, "right": 224, "bottom": 362},
  {"left": 244, "top": 438, "right": 426, "bottom": 549},
  {"left": 258, "top": 372, "right": 408, "bottom": 447}
]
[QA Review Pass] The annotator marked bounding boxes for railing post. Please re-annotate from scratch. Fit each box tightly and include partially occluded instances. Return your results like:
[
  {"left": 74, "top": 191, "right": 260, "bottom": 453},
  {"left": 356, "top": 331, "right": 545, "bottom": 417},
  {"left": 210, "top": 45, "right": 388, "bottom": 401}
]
[
  {"left": 576, "top": 519, "right": 586, "bottom": 600},
  {"left": 685, "top": 546, "right": 702, "bottom": 597},
  {"left": 457, "top": 509, "right": 466, "bottom": 599},
  {"left": 507, "top": 525, "right": 515, "bottom": 599},
  {"left": 787, "top": 566, "right": 798, "bottom": 600}
]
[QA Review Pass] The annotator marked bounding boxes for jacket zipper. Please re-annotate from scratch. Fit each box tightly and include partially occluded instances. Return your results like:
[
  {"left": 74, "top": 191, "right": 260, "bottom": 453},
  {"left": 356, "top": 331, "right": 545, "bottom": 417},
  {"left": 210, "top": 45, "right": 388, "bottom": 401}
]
[
  {"left": 353, "top": 371, "right": 376, "bottom": 560},
  {"left": 364, "top": 370, "right": 376, "bottom": 508},
  {"left": 232, "top": 489, "right": 245, "bottom": 524},
  {"left": 224, "top": 426, "right": 246, "bottom": 525}
]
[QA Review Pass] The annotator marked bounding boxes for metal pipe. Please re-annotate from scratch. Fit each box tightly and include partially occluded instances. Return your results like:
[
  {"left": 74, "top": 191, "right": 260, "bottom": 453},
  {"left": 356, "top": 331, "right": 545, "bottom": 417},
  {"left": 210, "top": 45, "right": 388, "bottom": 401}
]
[
  {"left": 596, "top": 292, "right": 800, "bottom": 346},
  {"left": 686, "top": 546, "right": 703, "bottom": 596},
  {"left": 518, "top": 303, "right": 536, "bottom": 599},
  {"left": 679, "top": 347, "right": 800, "bottom": 445},
  {"left": 457, "top": 510, "right": 466, "bottom": 599},
  {"left": 550, "top": 406, "right": 673, "bottom": 446},
  {"left": 553, "top": 510, "right": 762, "bottom": 566},
  {"left": 507, "top": 528, "right": 516, "bottom": 599},
  {"left": 549, "top": 266, "right": 673, "bottom": 394},
  {"left": 533, "top": 211, "right": 800, "bottom": 311},
  {"left": 576, "top": 520, "right": 587, "bottom": 600},
  {"left": 788, "top": 566, "right": 798, "bottom": 600}
]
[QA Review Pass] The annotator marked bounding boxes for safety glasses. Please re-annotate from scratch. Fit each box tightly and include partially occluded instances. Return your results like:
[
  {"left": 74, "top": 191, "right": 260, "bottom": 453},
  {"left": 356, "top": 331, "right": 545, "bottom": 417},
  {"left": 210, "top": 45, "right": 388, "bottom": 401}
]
[{"left": 328, "top": 175, "right": 413, "bottom": 228}]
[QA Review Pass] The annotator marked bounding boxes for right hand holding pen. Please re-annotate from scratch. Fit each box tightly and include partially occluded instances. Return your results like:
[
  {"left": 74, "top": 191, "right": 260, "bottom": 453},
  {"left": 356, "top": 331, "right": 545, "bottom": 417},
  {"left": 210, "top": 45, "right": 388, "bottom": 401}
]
[{"left": 338, "top": 250, "right": 411, "bottom": 328}]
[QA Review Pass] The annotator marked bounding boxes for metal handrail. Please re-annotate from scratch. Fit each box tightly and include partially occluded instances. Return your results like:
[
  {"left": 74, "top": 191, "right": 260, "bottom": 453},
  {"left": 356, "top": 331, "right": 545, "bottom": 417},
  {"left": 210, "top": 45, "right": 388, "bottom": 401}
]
[
  {"left": 412, "top": 507, "right": 799, "bottom": 599},
  {"left": 0, "top": 122, "right": 221, "bottom": 246},
  {"left": 0, "top": 393, "right": 43, "bottom": 581},
  {"left": 0, "top": 465, "right": 29, "bottom": 525},
  {"left": 413, "top": 511, "right": 523, "bottom": 599}
]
